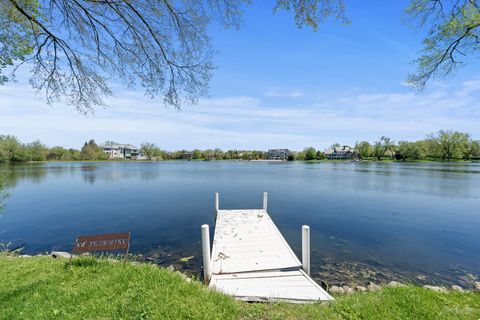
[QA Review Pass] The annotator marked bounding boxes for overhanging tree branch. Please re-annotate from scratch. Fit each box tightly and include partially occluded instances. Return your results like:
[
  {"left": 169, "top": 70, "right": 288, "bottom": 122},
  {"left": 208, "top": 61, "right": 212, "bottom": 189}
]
[
  {"left": 1, "top": 0, "right": 347, "bottom": 112},
  {"left": 407, "top": 0, "right": 480, "bottom": 89}
]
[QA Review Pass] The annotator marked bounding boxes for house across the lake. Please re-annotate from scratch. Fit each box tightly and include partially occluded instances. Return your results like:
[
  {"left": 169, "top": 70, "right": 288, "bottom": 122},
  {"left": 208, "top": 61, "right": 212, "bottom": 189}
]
[
  {"left": 180, "top": 150, "right": 193, "bottom": 160},
  {"left": 267, "top": 149, "right": 292, "bottom": 161},
  {"left": 101, "top": 143, "right": 145, "bottom": 160},
  {"left": 324, "top": 146, "right": 357, "bottom": 160}
]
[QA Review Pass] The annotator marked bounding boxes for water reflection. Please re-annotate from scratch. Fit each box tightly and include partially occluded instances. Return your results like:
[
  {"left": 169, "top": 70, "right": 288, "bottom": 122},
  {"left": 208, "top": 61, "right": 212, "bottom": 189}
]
[
  {"left": 347, "top": 162, "right": 479, "bottom": 198},
  {"left": 0, "top": 161, "right": 479, "bottom": 286},
  {"left": 0, "top": 162, "right": 165, "bottom": 186},
  {"left": 0, "top": 163, "right": 48, "bottom": 187}
]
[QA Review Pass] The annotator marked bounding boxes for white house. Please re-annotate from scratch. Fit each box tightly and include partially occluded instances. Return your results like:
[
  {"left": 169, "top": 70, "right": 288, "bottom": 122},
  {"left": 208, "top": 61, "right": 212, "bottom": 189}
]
[
  {"left": 324, "top": 146, "right": 357, "bottom": 160},
  {"left": 101, "top": 143, "right": 146, "bottom": 160}
]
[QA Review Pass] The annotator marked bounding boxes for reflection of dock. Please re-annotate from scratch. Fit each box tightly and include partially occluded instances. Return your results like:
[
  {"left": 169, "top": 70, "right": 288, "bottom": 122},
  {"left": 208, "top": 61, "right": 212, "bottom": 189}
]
[{"left": 201, "top": 193, "right": 333, "bottom": 303}]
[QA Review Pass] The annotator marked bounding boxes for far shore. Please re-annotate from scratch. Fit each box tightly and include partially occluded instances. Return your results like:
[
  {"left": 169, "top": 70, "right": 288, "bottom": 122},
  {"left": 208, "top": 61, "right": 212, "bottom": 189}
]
[{"left": 2, "top": 158, "right": 478, "bottom": 165}]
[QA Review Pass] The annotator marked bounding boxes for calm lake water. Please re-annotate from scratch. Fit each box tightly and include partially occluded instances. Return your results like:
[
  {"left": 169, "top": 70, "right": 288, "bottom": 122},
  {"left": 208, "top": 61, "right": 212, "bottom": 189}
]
[{"left": 1, "top": 161, "right": 479, "bottom": 286}]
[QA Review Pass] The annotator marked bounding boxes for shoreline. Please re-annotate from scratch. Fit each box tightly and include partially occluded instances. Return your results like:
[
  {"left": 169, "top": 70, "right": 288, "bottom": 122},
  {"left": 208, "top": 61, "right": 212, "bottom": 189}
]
[
  {"left": 2, "top": 254, "right": 480, "bottom": 319},
  {"left": 1, "top": 158, "right": 478, "bottom": 164},
  {"left": 4, "top": 251, "right": 480, "bottom": 295},
  {"left": 9, "top": 246, "right": 478, "bottom": 291}
]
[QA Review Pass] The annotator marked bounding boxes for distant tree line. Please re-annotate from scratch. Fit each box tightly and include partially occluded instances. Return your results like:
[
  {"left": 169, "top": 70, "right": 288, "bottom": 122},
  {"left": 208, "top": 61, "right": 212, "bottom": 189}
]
[
  {"left": 0, "top": 130, "right": 478, "bottom": 163},
  {"left": 292, "top": 147, "right": 326, "bottom": 161},
  {"left": 0, "top": 136, "right": 108, "bottom": 162},
  {"left": 139, "top": 144, "right": 268, "bottom": 161},
  {"left": 354, "top": 130, "right": 480, "bottom": 161}
]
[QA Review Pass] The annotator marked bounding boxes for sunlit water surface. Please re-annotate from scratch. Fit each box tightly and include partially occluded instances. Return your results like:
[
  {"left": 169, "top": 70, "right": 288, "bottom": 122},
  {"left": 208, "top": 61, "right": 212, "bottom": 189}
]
[{"left": 1, "top": 161, "right": 479, "bottom": 285}]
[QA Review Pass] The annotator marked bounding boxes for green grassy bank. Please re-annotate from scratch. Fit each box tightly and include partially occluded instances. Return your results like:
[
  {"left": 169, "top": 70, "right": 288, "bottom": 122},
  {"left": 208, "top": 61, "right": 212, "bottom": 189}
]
[{"left": 1, "top": 256, "right": 479, "bottom": 320}]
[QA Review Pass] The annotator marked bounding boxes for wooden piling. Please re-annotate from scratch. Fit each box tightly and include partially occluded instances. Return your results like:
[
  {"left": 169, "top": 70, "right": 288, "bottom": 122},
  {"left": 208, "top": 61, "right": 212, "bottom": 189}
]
[
  {"left": 302, "top": 225, "right": 310, "bottom": 276},
  {"left": 201, "top": 224, "right": 211, "bottom": 283},
  {"left": 263, "top": 192, "right": 268, "bottom": 211},
  {"left": 214, "top": 192, "right": 219, "bottom": 212}
]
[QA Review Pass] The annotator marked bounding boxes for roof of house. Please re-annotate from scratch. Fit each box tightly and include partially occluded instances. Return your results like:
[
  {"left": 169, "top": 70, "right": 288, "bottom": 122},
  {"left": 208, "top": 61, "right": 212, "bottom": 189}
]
[
  {"left": 324, "top": 146, "right": 354, "bottom": 155},
  {"left": 101, "top": 143, "right": 138, "bottom": 150},
  {"left": 267, "top": 149, "right": 291, "bottom": 153}
]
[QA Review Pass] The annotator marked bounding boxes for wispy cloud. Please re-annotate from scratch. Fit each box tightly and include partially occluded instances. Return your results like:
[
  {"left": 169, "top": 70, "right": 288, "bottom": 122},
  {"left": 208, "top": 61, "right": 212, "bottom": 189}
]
[
  {"left": 264, "top": 89, "right": 304, "bottom": 98},
  {"left": 0, "top": 79, "right": 479, "bottom": 150}
]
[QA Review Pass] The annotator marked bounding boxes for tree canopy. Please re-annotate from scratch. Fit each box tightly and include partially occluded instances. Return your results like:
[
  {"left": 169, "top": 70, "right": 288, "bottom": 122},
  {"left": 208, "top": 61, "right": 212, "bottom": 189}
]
[
  {"left": 140, "top": 142, "right": 162, "bottom": 161},
  {"left": 406, "top": 0, "right": 480, "bottom": 89},
  {"left": 304, "top": 147, "right": 317, "bottom": 160},
  {"left": 80, "top": 139, "right": 108, "bottom": 160},
  {"left": 2, "top": 1, "right": 477, "bottom": 111},
  {"left": 0, "top": 0, "right": 347, "bottom": 112},
  {"left": 355, "top": 141, "right": 373, "bottom": 158}
]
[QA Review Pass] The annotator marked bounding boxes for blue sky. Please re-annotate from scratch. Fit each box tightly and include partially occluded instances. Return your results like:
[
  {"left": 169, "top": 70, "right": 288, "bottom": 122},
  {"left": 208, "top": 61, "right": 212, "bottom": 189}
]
[{"left": 0, "top": 1, "right": 479, "bottom": 150}]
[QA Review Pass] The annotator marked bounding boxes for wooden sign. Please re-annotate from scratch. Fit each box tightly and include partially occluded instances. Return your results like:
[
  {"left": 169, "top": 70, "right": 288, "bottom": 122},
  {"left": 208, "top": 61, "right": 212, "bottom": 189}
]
[{"left": 71, "top": 232, "right": 130, "bottom": 261}]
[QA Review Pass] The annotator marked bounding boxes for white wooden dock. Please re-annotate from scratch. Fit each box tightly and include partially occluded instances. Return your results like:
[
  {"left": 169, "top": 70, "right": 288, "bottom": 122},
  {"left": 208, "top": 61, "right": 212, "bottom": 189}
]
[{"left": 201, "top": 193, "right": 333, "bottom": 303}]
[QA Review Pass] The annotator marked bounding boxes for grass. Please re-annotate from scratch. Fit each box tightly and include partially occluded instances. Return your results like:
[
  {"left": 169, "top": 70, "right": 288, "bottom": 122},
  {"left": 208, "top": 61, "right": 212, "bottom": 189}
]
[{"left": 1, "top": 256, "right": 479, "bottom": 320}]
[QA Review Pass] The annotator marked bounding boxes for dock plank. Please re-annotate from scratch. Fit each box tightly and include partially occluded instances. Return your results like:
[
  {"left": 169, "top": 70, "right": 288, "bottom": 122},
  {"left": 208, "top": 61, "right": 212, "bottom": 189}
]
[
  {"left": 210, "top": 270, "right": 333, "bottom": 303},
  {"left": 208, "top": 206, "right": 333, "bottom": 302},
  {"left": 211, "top": 209, "right": 301, "bottom": 274}
]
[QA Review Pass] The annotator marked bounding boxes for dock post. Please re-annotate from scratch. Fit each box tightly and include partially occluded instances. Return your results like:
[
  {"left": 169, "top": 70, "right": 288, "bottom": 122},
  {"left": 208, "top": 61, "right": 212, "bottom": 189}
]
[
  {"left": 263, "top": 192, "right": 268, "bottom": 211},
  {"left": 302, "top": 225, "right": 310, "bottom": 275},
  {"left": 214, "top": 192, "right": 219, "bottom": 212},
  {"left": 201, "top": 224, "right": 212, "bottom": 284}
]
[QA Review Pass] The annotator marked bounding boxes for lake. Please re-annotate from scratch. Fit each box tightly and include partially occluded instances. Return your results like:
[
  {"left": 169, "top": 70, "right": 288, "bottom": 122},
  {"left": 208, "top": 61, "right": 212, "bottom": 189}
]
[{"left": 0, "top": 161, "right": 479, "bottom": 286}]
